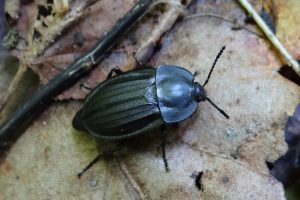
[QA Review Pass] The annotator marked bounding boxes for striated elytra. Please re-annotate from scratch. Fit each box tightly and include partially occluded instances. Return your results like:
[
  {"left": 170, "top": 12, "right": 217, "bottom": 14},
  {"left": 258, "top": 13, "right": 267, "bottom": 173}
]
[{"left": 73, "top": 47, "right": 229, "bottom": 176}]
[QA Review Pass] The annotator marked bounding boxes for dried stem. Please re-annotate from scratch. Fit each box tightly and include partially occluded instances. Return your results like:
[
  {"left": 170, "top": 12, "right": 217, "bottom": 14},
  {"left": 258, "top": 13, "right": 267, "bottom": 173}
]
[
  {"left": 135, "top": 0, "right": 193, "bottom": 63},
  {"left": 237, "top": 0, "right": 300, "bottom": 76},
  {"left": 0, "top": 63, "right": 28, "bottom": 112},
  {"left": 184, "top": 14, "right": 263, "bottom": 37},
  {"left": 116, "top": 156, "right": 146, "bottom": 200}
]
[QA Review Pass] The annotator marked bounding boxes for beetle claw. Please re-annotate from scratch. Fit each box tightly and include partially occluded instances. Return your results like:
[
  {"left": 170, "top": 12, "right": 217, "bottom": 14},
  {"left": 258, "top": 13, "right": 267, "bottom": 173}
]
[{"left": 106, "top": 67, "right": 123, "bottom": 79}]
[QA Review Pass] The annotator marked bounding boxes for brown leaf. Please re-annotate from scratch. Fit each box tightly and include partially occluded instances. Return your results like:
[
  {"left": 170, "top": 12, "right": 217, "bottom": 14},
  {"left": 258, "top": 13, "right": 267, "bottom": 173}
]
[
  {"left": 250, "top": 0, "right": 300, "bottom": 60},
  {"left": 15, "top": 0, "right": 174, "bottom": 100},
  {"left": 1, "top": 0, "right": 299, "bottom": 199},
  {"left": 274, "top": 0, "right": 300, "bottom": 59}
]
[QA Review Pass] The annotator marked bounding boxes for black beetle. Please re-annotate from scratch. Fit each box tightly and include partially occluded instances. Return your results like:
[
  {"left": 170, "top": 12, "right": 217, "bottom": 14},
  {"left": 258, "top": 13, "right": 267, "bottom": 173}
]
[{"left": 73, "top": 47, "right": 229, "bottom": 177}]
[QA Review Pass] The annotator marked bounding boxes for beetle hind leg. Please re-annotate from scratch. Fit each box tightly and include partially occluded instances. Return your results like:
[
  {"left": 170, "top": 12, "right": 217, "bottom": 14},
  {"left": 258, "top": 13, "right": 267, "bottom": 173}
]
[
  {"left": 77, "top": 140, "right": 126, "bottom": 178},
  {"left": 106, "top": 67, "right": 123, "bottom": 79},
  {"left": 161, "top": 125, "right": 170, "bottom": 172},
  {"left": 77, "top": 154, "right": 102, "bottom": 178}
]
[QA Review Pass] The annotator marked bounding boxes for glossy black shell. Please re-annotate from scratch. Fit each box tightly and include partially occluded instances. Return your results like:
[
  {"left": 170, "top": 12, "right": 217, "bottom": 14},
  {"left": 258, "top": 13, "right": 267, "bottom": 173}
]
[
  {"left": 73, "top": 68, "right": 164, "bottom": 139},
  {"left": 156, "top": 65, "right": 198, "bottom": 123},
  {"left": 73, "top": 65, "right": 200, "bottom": 139}
]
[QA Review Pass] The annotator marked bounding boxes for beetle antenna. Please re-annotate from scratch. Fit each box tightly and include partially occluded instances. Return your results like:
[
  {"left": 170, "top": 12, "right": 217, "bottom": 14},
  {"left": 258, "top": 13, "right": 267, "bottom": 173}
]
[
  {"left": 203, "top": 46, "right": 226, "bottom": 87},
  {"left": 205, "top": 97, "right": 229, "bottom": 119}
]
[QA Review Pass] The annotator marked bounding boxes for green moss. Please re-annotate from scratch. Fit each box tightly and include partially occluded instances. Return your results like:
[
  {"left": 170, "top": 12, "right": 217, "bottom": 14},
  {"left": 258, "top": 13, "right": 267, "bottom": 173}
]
[{"left": 2, "top": 28, "right": 19, "bottom": 49}]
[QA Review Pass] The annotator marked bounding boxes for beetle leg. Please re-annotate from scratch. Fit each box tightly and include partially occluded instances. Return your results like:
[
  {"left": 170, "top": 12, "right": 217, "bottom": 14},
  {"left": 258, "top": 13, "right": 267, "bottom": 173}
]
[
  {"left": 161, "top": 125, "right": 170, "bottom": 172},
  {"left": 77, "top": 140, "right": 126, "bottom": 178},
  {"left": 80, "top": 83, "right": 93, "bottom": 91},
  {"left": 106, "top": 67, "right": 123, "bottom": 79}
]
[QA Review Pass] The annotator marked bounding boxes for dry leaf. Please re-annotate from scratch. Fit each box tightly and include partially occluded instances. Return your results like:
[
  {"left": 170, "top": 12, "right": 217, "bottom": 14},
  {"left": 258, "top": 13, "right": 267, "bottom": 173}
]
[
  {"left": 14, "top": 0, "right": 169, "bottom": 100},
  {"left": 1, "top": 0, "right": 300, "bottom": 199},
  {"left": 269, "top": 0, "right": 300, "bottom": 59}
]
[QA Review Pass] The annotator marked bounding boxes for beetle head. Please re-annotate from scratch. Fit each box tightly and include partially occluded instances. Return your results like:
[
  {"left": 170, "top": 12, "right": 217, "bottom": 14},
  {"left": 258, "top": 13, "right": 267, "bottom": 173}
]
[{"left": 194, "top": 82, "right": 207, "bottom": 102}]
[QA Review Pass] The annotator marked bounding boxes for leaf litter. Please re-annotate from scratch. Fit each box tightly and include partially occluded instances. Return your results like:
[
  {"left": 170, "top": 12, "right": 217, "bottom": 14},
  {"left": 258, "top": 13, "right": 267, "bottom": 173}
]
[{"left": 1, "top": 0, "right": 300, "bottom": 199}]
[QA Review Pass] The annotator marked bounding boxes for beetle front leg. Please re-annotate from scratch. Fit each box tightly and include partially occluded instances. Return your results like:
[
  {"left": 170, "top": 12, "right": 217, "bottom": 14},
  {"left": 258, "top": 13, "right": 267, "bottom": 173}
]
[
  {"left": 161, "top": 125, "right": 170, "bottom": 172},
  {"left": 106, "top": 67, "right": 123, "bottom": 79},
  {"left": 80, "top": 83, "right": 93, "bottom": 91}
]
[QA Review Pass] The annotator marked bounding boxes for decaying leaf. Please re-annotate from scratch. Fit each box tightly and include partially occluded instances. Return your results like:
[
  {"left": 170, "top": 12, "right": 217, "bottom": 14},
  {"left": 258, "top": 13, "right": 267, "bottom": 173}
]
[
  {"left": 13, "top": 0, "right": 176, "bottom": 100},
  {"left": 0, "top": 0, "right": 300, "bottom": 199},
  {"left": 4, "top": 0, "right": 20, "bottom": 20},
  {"left": 268, "top": 0, "right": 300, "bottom": 59}
]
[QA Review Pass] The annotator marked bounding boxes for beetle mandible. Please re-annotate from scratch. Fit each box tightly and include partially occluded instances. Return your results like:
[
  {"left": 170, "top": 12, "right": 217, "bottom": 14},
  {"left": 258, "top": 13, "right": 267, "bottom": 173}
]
[{"left": 73, "top": 46, "right": 229, "bottom": 177}]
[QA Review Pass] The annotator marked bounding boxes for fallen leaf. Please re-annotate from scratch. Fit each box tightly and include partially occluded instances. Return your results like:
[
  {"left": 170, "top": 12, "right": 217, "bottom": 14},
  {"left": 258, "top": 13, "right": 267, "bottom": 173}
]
[
  {"left": 14, "top": 0, "right": 170, "bottom": 100},
  {"left": 1, "top": 0, "right": 300, "bottom": 199},
  {"left": 271, "top": 0, "right": 300, "bottom": 59}
]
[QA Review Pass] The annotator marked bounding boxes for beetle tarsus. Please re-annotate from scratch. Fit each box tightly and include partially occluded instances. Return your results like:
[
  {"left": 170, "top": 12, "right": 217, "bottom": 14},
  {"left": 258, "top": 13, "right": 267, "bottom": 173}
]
[
  {"left": 106, "top": 67, "right": 123, "bottom": 79},
  {"left": 161, "top": 125, "right": 170, "bottom": 172}
]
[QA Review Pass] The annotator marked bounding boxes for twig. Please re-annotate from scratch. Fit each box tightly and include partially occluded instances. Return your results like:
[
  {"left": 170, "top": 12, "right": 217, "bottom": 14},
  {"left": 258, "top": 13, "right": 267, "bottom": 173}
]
[
  {"left": 237, "top": 0, "right": 300, "bottom": 76},
  {"left": 0, "top": 63, "right": 28, "bottom": 113},
  {"left": 181, "top": 141, "right": 272, "bottom": 177},
  {"left": 0, "top": 0, "right": 153, "bottom": 144},
  {"left": 116, "top": 156, "right": 146, "bottom": 200},
  {"left": 184, "top": 14, "right": 263, "bottom": 38},
  {"left": 136, "top": 0, "right": 189, "bottom": 63}
]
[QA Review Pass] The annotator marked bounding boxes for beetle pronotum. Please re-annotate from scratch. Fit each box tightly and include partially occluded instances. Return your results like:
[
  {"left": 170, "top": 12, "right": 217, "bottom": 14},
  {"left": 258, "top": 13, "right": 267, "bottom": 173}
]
[{"left": 73, "top": 46, "right": 229, "bottom": 177}]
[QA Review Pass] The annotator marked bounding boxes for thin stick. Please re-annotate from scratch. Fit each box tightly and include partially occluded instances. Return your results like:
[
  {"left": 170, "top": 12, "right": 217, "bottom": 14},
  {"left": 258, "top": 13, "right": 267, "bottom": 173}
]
[
  {"left": 237, "top": 0, "right": 300, "bottom": 76},
  {"left": 184, "top": 14, "right": 262, "bottom": 38},
  {"left": 116, "top": 156, "right": 146, "bottom": 200},
  {"left": 0, "top": 63, "right": 27, "bottom": 112}
]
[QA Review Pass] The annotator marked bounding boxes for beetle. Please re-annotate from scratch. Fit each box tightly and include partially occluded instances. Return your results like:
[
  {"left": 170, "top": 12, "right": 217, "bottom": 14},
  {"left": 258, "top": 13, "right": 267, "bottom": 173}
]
[{"left": 73, "top": 46, "right": 229, "bottom": 177}]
